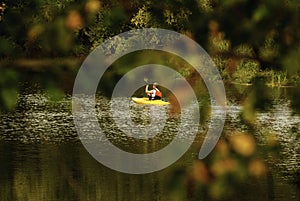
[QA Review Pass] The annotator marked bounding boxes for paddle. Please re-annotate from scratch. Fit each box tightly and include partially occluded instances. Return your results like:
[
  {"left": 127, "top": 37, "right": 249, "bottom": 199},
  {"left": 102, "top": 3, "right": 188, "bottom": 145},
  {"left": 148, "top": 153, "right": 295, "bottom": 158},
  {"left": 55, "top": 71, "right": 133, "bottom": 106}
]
[{"left": 143, "top": 77, "right": 149, "bottom": 84}]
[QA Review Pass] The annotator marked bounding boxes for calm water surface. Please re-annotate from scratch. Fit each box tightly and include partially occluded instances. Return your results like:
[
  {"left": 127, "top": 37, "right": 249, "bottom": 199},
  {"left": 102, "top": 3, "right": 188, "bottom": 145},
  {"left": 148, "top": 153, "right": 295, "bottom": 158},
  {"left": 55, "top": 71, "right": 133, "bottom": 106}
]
[{"left": 0, "top": 87, "right": 299, "bottom": 201}]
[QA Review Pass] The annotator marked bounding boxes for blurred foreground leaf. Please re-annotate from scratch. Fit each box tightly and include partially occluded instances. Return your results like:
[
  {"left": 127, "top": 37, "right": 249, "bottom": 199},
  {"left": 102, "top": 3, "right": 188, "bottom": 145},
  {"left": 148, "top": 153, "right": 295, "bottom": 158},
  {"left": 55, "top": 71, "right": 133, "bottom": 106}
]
[
  {"left": 1, "top": 87, "right": 19, "bottom": 110},
  {"left": 46, "top": 86, "right": 65, "bottom": 101},
  {"left": 0, "top": 69, "right": 19, "bottom": 111}
]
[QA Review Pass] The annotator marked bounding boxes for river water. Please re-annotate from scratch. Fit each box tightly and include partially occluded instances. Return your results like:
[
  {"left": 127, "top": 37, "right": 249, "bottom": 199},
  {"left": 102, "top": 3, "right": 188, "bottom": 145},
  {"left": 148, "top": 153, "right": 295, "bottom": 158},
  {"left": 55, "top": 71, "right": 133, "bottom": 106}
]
[{"left": 0, "top": 86, "right": 299, "bottom": 201}]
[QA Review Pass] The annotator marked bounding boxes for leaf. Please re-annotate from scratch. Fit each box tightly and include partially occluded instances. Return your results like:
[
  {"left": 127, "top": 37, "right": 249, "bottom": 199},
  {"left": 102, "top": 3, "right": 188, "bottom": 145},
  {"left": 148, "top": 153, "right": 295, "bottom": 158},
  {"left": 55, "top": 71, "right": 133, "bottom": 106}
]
[
  {"left": 1, "top": 88, "right": 19, "bottom": 110},
  {"left": 46, "top": 87, "right": 65, "bottom": 101}
]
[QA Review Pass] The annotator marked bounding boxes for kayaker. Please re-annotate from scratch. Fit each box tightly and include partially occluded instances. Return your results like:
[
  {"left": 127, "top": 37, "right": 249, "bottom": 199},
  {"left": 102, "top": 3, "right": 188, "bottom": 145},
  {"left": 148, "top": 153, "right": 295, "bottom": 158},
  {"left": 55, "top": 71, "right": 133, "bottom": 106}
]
[{"left": 145, "top": 82, "right": 162, "bottom": 100}]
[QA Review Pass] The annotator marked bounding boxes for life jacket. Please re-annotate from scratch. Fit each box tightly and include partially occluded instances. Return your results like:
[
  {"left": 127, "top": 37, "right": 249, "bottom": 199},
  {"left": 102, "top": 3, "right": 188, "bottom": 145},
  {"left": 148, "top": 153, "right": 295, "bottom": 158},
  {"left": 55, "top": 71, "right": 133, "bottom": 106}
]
[{"left": 155, "top": 88, "right": 162, "bottom": 97}]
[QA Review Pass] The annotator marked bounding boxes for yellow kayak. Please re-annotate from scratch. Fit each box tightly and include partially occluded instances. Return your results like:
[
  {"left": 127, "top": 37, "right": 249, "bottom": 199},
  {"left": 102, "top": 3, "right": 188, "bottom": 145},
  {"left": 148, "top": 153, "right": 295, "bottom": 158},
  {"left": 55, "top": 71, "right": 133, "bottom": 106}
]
[{"left": 131, "top": 97, "right": 170, "bottom": 105}]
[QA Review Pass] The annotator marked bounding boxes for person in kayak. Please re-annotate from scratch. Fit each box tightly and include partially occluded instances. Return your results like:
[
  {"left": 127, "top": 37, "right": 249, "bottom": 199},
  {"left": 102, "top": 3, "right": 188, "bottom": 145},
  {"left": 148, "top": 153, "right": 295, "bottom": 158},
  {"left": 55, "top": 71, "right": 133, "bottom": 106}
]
[{"left": 145, "top": 82, "right": 162, "bottom": 100}]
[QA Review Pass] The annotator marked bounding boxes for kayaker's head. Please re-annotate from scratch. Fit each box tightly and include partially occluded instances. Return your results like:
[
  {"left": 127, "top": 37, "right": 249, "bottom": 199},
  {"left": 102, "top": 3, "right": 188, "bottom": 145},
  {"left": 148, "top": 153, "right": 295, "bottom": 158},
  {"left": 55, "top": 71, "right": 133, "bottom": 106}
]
[{"left": 153, "top": 82, "right": 159, "bottom": 88}]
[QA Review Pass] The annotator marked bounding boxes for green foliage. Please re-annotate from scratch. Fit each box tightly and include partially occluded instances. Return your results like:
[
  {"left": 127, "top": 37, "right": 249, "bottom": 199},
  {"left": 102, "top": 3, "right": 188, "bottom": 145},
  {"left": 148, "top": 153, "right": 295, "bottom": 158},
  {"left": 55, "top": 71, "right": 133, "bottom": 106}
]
[
  {"left": 45, "top": 84, "right": 66, "bottom": 101},
  {"left": 262, "top": 70, "right": 288, "bottom": 86},
  {"left": 131, "top": 6, "right": 154, "bottom": 28},
  {"left": 283, "top": 46, "right": 300, "bottom": 76},
  {"left": 1, "top": 0, "right": 299, "bottom": 74},
  {"left": 0, "top": 69, "right": 19, "bottom": 111},
  {"left": 232, "top": 60, "right": 260, "bottom": 84}
]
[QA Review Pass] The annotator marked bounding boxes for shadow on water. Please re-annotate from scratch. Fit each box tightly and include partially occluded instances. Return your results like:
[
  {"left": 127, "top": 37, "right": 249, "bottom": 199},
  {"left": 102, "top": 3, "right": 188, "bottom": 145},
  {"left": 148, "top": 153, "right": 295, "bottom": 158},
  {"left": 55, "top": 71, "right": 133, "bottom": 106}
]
[{"left": 0, "top": 85, "right": 299, "bottom": 200}]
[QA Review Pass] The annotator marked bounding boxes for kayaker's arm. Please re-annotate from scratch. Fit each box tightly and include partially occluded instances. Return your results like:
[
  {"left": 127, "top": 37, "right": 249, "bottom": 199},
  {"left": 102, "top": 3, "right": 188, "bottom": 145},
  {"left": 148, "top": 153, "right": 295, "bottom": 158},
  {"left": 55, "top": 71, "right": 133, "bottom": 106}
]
[
  {"left": 145, "top": 85, "right": 150, "bottom": 94},
  {"left": 145, "top": 85, "right": 155, "bottom": 96}
]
